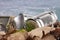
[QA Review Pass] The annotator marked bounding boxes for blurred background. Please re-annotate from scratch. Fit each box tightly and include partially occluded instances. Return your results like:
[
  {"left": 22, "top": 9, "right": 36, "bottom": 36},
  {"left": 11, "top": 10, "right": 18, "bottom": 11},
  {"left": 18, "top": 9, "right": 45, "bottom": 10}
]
[{"left": 0, "top": 0, "right": 60, "bottom": 20}]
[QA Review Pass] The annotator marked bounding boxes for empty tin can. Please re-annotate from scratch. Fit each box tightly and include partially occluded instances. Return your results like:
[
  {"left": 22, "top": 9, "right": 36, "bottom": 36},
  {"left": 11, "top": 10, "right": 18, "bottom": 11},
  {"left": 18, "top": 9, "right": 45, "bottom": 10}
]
[
  {"left": 27, "top": 11, "right": 58, "bottom": 27},
  {"left": 14, "top": 11, "right": 58, "bottom": 30}
]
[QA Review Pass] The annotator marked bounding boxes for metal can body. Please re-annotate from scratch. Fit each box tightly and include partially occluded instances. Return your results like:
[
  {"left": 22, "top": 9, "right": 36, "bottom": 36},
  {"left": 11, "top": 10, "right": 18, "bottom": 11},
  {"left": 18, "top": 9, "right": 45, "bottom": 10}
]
[
  {"left": 34, "top": 11, "right": 58, "bottom": 27},
  {"left": 14, "top": 11, "right": 58, "bottom": 30}
]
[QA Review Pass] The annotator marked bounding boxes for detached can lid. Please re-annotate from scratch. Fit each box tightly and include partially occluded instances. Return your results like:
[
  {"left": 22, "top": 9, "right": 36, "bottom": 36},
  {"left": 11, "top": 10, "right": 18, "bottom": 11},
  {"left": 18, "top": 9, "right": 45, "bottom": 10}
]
[{"left": 14, "top": 13, "right": 25, "bottom": 30}]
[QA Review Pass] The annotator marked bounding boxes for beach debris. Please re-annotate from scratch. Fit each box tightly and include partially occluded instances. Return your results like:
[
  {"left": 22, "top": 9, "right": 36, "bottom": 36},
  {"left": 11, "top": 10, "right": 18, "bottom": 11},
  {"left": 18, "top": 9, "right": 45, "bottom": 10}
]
[
  {"left": 11, "top": 11, "right": 58, "bottom": 32},
  {"left": 28, "top": 11, "right": 58, "bottom": 27},
  {"left": 0, "top": 11, "right": 59, "bottom": 40}
]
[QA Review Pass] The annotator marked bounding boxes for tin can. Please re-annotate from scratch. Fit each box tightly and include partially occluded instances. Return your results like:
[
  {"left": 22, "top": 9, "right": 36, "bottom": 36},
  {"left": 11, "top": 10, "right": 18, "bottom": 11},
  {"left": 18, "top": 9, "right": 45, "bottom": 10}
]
[
  {"left": 14, "top": 11, "right": 58, "bottom": 30},
  {"left": 30, "top": 11, "right": 58, "bottom": 27}
]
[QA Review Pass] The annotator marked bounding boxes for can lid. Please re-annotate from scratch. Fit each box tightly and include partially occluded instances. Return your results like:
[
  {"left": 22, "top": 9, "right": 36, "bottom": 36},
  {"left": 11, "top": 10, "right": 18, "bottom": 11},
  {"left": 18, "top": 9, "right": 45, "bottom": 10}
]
[{"left": 14, "top": 13, "right": 24, "bottom": 30}]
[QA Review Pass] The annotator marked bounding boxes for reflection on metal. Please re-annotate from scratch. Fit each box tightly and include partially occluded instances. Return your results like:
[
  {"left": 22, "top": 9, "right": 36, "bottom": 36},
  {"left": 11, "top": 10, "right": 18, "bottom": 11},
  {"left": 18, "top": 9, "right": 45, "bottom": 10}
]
[
  {"left": 27, "top": 11, "right": 58, "bottom": 27},
  {"left": 14, "top": 13, "right": 25, "bottom": 30},
  {"left": 24, "top": 11, "right": 58, "bottom": 27},
  {"left": 14, "top": 11, "right": 58, "bottom": 30}
]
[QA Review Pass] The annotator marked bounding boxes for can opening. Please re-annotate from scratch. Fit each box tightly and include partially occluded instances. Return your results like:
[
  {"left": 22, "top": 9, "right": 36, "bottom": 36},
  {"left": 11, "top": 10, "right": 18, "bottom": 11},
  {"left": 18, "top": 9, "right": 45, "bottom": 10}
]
[{"left": 25, "top": 19, "right": 39, "bottom": 32}]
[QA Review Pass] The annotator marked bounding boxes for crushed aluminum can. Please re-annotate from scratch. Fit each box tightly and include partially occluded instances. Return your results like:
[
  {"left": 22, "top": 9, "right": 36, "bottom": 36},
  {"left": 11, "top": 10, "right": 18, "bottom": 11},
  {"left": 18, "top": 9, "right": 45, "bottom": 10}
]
[{"left": 14, "top": 11, "right": 58, "bottom": 30}]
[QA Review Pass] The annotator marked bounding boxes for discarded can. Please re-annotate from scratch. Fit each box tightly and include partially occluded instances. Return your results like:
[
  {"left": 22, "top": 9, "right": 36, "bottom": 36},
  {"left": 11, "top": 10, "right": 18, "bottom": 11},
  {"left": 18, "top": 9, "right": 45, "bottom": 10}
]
[
  {"left": 14, "top": 11, "right": 58, "bottom": 31},
  {"left": 27, "top": 11, "right": 58, "bottom": 27}
]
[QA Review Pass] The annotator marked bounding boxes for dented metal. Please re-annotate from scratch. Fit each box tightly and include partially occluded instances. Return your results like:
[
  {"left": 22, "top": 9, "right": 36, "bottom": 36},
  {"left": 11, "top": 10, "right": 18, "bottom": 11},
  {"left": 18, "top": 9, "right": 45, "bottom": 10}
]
[
  {"left": 14, "top": 11, "right": 58, "bottom": 30},
  {"left": 0, "top": 11, "right": 58, "bottom": 31},
  {"left": 34, "top": 11, "right": 57, "bottom": 27}
]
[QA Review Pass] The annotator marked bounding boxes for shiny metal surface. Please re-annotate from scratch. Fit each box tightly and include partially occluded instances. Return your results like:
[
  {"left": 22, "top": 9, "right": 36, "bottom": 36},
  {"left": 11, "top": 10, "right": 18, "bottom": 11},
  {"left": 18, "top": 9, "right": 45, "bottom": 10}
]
[
  {"left": 14, "top": 13, "right": 25, "bottom": 30},
  {"left": 34, "top": 11, "right": 58, "bottom": 27},
  {"left": 26, "top": 11, "right": 58, "bottom": 27},
  {"left": 14, "top": 11, "right": 58, "bottom": 30}
]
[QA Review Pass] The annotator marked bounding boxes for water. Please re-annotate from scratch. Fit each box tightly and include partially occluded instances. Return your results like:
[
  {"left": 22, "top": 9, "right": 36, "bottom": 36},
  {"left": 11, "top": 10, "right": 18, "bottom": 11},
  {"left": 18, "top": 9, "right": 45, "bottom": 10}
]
[
  {"left": 0, "top": 0, "right": 60, "bottom": 20},
  {"left": 54, "top": 8, "right": 60, "bottom": 21},
  {"left": 2, "top": 8, "right": 59, "bottom": 21}
]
